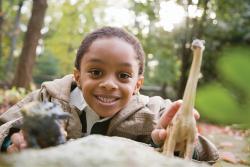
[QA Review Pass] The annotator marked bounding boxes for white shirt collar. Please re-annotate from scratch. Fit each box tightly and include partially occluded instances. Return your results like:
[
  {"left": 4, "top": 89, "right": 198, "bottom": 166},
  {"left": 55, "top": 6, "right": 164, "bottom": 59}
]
[{"left": 69, "top": 87, "right": 87, "bottom": 111}]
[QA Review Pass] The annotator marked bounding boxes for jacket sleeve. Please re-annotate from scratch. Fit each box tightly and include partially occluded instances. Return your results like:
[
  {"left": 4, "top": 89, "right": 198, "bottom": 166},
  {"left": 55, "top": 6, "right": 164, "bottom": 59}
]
[
  {"left": 0, "top": 90, "right": 40, "bottom": 125},
  {"left": 0, "top": 90, "right": 40, "bottom": 149}
]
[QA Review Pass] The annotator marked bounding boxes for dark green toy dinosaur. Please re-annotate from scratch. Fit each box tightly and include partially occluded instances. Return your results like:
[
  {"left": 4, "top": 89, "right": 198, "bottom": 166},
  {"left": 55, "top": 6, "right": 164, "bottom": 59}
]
[{"left": 21, "top": 101, "right": 70, "bottom": 148}]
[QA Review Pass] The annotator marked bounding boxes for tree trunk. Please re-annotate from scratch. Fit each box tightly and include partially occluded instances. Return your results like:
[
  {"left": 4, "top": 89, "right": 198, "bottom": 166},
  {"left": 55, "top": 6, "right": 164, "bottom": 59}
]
[
  {"left": 0, "top": 0, "right": 3, "bottom": 60},
  {"left": 5, "top": 0, "right": 23, "bottom": 74},
  {"left": 177, "top": 0, "right": 208, "bottom": 99},
  {"left": 177, "top": 0, "right": 192, "bottom": 99},
  {"left": 196, "top": 0, "right": 209, "bottom": 39},
  {"left": 177, "top": 39, "right": 192, "bottom": 99},
  {"left": 12, "top": 0, "right": 47, "bottom": 89}
]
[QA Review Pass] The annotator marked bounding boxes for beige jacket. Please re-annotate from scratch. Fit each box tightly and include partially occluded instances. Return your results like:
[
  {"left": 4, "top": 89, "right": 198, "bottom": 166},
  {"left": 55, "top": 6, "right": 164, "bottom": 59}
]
[{"left": 0, "top": 75, "right": 219, "bottom": 163}]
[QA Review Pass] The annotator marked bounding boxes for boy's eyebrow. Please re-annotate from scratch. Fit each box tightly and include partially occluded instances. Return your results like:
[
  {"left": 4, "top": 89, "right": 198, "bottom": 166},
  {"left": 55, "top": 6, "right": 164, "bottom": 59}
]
[
  {"left": 88, "top": 58, "right": 133, "bottom": 67},
  {"left": 88, "top": 58, "right": 105, "bottom": 64},
  {"left": 119, "top": 62, "right": 133, "bottom": 67}
]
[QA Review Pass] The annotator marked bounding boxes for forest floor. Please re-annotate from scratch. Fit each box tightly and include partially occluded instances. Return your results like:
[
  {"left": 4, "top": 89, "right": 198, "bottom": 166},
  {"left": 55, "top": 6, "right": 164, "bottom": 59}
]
[{"left": 198, "top": 123, "right": 250, "bottom": 167}]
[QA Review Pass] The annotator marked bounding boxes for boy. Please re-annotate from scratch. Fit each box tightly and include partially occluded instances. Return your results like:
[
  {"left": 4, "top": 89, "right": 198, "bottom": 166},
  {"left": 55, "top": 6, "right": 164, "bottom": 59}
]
[{"left": 0, "top": 27, "right": 218, "bottom": 163}]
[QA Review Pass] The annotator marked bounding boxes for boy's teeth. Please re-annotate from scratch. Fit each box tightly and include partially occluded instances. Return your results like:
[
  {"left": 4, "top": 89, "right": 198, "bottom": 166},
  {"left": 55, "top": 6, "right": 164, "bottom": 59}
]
[{"left": 97, "top": 96, "right": 116, "bottom": 103}]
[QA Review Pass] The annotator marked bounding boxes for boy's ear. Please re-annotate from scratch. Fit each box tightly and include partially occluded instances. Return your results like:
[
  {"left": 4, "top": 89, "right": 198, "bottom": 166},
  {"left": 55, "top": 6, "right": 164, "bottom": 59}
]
[
  {"left": 73, "top": 68, "right": 81, "bottom": 87},
  {"left": 134, "top": 75, "right": 144, "bottom": 94}
]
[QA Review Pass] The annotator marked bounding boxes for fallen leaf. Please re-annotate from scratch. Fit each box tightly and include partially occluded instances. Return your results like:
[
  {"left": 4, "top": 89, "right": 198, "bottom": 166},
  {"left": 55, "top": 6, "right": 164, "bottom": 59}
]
[
  {"left": 220, "top": 151, "right": 238, "bottom": 164},
  {"left": 239, "top": 159, "right": 250, "bottom": 166}
]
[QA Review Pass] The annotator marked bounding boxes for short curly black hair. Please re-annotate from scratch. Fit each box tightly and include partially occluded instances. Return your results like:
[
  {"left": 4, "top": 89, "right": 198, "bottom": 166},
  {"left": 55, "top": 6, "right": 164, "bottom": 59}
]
[{"left": 75, "top": 26, "right": 145, "bottom": 75}]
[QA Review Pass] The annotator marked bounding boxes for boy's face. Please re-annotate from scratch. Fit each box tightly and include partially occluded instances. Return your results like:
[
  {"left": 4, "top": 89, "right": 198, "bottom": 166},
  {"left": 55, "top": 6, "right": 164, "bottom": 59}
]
[{"left": 74, "top": 37, "right": 144, "bottom": 117}]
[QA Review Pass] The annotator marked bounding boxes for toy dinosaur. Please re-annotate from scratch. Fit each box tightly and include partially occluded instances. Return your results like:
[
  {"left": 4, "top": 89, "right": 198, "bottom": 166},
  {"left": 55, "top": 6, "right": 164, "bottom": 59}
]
[
  {"left": 162, "top": 39, "right": 205, "bottom": 160},
  {"left": 21, "top": 101, "right": 69, "bottom": 148}
]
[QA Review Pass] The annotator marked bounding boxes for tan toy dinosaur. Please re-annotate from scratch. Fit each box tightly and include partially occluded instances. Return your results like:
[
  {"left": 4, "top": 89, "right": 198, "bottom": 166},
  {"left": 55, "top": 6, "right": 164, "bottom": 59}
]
[{"left": 162, "top": 39, "right": 205, "bottom": 160}]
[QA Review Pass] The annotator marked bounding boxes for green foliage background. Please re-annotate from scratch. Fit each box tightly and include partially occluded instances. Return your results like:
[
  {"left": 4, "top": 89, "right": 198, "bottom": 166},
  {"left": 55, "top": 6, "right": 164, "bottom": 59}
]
[
  {"left": 196, "top": 46, "right": 250, "bottom": 125},
  {"left": 33, "top": 51, "right": 59, "bottom": 84}
]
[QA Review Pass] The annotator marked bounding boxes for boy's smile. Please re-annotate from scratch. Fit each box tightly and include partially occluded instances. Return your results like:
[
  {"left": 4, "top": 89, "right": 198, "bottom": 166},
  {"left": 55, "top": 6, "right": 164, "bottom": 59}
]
[{"left": 74, "top": 37, "right": 144, "bottom": 117}]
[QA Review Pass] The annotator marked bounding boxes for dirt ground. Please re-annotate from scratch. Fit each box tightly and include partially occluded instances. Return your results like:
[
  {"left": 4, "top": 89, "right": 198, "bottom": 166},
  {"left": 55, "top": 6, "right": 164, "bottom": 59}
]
[{"left": 198, "top": 123, "right": 250, "bottom": 167}]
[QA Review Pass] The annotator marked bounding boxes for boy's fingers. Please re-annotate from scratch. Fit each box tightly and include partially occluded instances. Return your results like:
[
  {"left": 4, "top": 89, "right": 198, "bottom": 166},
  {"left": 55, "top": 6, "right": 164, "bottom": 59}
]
[
  {"left": 11, "top": 133, "right": 22, "bottom": 147},
  {"left": 158, "top": 100, "right": 182, "bottom": 129},
  {"left": 194, "top": 109, "right": 200, "bottom": 120},
  {"left": 151, "top": 129, "right": 167, "bottom": 145},
  {"left": 7, "top": 145, "right": 19, "bottom": 154},
  {"left": 159, "top": 129, "right": 167, "bottom": 140},
  {"left": 151, "top": 129, "right": 159, "bottom": 144},
  {"left": 10, "top": 132, "right": 25, "bottom": 149},
  {"left": 159, "top": 100, "right": 200, "bottom": 128},
  {"left": 20, "top": 142, "right": 27, "bottom": 149}
]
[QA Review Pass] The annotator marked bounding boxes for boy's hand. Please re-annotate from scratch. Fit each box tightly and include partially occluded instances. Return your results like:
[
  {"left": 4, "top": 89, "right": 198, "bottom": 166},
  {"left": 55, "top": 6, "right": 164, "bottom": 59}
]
[
  {"left": 7, "top": 130, "right": 27, "bottom": 153},
  {"left": 151, "top": 100, "right": 200, "bottom": 146}
]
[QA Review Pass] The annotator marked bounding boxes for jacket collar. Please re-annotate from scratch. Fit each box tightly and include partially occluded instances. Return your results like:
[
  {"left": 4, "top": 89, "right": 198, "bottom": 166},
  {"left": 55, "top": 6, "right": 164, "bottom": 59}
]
[{"left": 41, "top": 74, "right": 74, "bottom": 102}]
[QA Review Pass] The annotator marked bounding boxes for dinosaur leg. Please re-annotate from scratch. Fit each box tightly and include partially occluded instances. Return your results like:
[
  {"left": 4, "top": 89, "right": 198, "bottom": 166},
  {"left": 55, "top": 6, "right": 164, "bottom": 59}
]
[
  {"left": 178, "top": 142, "right": 186, "bottom": 157},
  {"left": 184, "top": 137, "right": 195, "bottom": 160},
  {"left": 162, "top": 125, "right": 172, "bottom": 155},
  {"left": 165, "top": 129, "right": 178, "bottom": 157}
]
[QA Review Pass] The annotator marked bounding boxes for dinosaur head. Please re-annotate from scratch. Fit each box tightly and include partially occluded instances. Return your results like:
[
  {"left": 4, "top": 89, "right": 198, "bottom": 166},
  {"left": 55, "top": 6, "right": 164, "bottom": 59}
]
[{"left": 21, "top": 101, "right": 70, "bottom": 148}]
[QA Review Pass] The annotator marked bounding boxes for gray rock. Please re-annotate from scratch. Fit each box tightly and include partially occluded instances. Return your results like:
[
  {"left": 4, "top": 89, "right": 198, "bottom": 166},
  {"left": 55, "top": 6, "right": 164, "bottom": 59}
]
[{"left": 0, "top": 135, "right": 209, "bottom": 167}]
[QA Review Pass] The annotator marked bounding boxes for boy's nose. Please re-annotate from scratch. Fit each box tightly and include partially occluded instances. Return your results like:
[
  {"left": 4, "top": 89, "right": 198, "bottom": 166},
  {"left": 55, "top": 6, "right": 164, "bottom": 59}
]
[{"left": 99, "top": 78, "right": 118, "bottom": 90}]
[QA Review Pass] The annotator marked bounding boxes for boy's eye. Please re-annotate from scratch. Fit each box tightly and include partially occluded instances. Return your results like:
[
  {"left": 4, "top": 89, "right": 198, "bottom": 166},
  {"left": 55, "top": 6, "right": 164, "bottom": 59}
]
[
  {"left": 118, "top": 72, "right": 131, "bottom": 79},
  {"left": 88, "top": 69, "right": 103, "bottom": 78}
]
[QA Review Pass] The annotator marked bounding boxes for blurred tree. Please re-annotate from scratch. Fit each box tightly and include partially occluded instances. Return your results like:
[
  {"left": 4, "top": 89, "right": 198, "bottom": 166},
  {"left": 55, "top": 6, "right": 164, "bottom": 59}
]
[
  {"left": 213, "top": 0, "right": 250, "bottom": 43},
  {"left": 0, "top": 0, "right": 26, "bottom": 85},
  {"left": 176, "top": 0, "right": 209, "bottom": 99},
  {"left": 33, "top": 51, "right": 59, "bottom": 85},
  {"left": 43, "top": 0, "right": 103, "bottom": 75},
  {"left": 129, "top": 0, "right": 180, "bottom": 99},
  {"left": 5, "top": 0, "right": 23, "bottom": 75},
  {"left": 0, "top": 0, "right": 2, "bottom": 60},
  {"left": 12, "top": 0, "right": 47, "bottom": 89}
]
